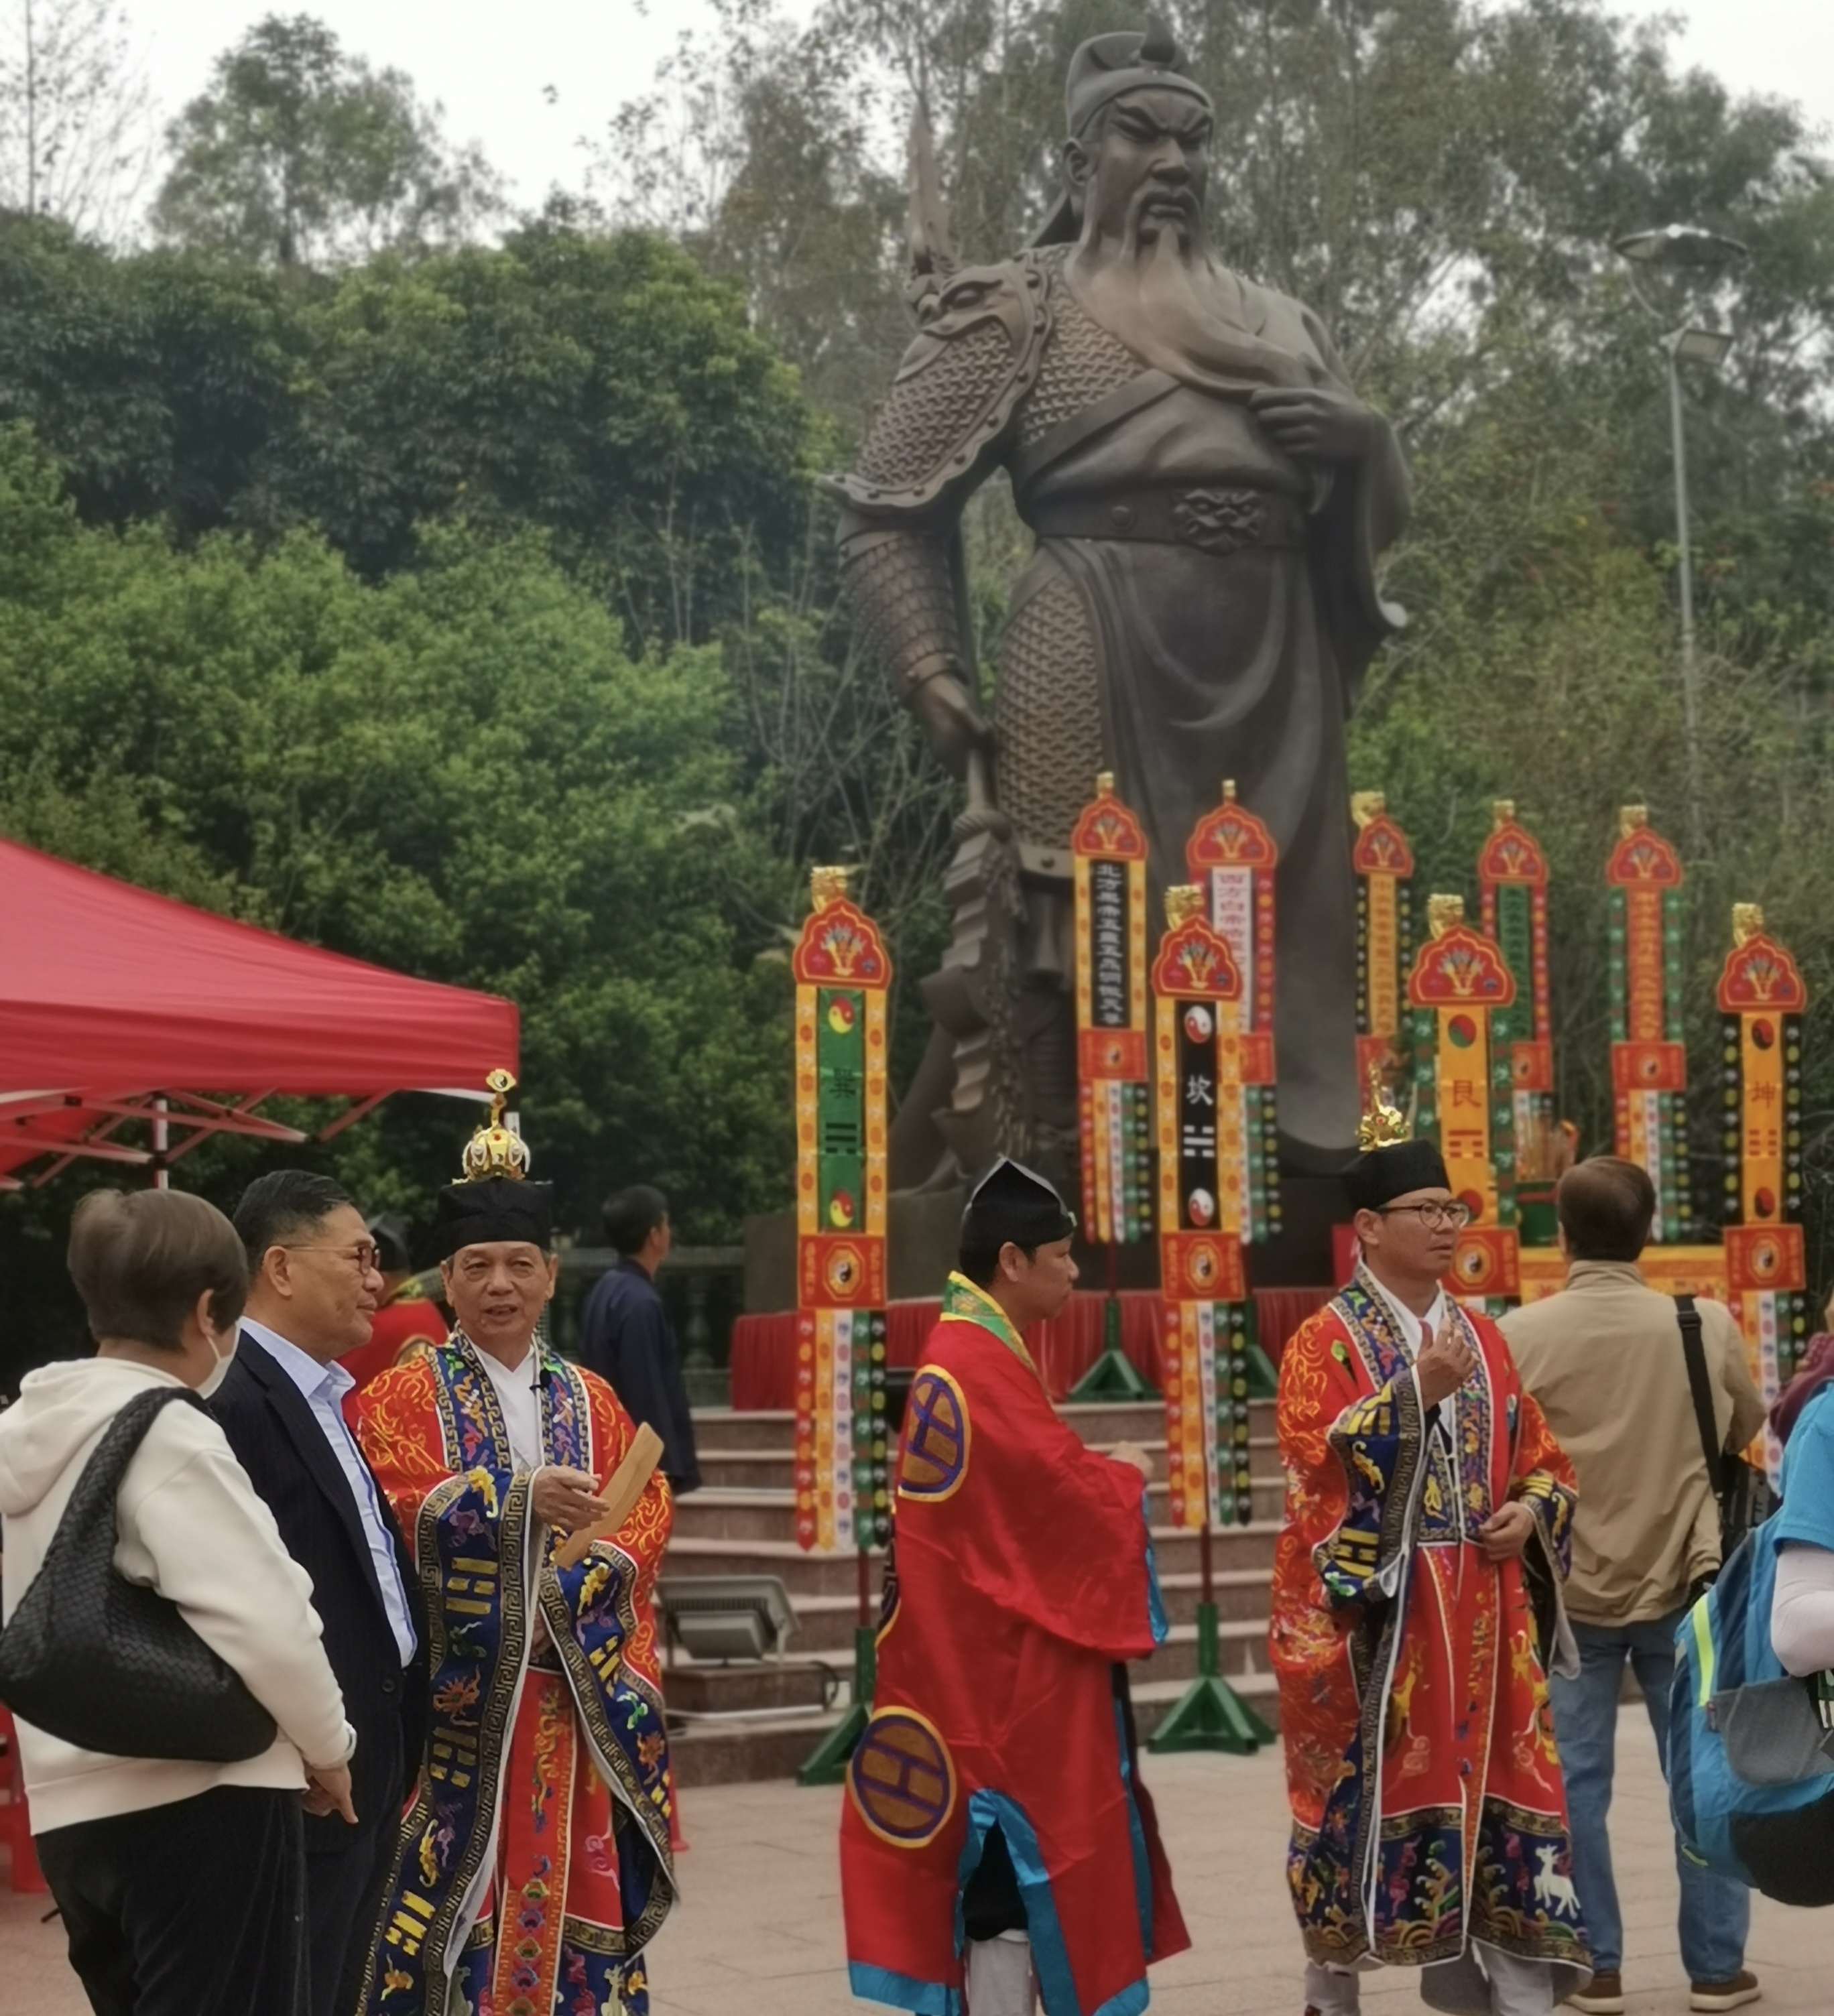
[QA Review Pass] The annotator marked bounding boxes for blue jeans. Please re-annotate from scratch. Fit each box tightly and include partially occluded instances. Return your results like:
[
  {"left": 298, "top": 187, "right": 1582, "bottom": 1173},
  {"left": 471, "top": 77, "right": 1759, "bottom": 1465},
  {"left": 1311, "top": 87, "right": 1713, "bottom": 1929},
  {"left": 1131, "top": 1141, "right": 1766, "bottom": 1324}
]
[{"left": 1547, "top": 1611, "right": 1748, "bottom": 1982}]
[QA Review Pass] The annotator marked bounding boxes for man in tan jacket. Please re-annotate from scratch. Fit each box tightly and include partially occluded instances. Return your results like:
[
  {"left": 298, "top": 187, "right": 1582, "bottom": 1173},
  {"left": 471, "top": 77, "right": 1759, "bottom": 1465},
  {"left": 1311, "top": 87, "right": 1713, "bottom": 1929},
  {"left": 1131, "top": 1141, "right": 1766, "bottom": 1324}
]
[{"left": 1503, "top": 1158, "right": 1766, "bottom": 2016}]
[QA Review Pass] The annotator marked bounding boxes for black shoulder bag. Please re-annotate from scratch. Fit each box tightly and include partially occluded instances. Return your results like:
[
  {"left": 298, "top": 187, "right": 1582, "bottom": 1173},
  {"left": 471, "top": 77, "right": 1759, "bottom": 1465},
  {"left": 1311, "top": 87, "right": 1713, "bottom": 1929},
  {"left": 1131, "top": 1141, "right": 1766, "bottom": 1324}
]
[
  {"left": 1677, "top": 1293, "right": 1776, "bottom": 1582},
  {"left": 0, "top": 1386, "right": 278, "bottom": 1762}
]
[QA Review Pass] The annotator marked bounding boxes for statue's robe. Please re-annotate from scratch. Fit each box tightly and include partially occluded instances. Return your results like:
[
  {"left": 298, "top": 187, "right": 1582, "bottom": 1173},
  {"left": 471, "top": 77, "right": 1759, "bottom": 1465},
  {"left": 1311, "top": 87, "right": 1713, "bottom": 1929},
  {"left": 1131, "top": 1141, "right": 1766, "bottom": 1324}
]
[
  {"left": 1268, "top": 1272, "right": 1590, "bottom": 1998},
  {"left": 351, "top": 1334, "right": 676, "bottom": 2016},
  {"left": 841, "top": 1274, "right": 1188, "bottom": 2016},
  {"left": 833, "top": 243, "right": 1410, "bottom": 1158}
]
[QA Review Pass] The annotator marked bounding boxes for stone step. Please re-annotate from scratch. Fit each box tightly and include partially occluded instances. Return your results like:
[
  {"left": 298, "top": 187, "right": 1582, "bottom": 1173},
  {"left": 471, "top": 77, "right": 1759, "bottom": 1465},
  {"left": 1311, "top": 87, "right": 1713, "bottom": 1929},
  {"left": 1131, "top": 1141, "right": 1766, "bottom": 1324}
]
[
  {"left": 666, "top": 1670, "right": 1283, "bottom": 1787},
  {"left": 662, "top": 1611, "right": 1272, "bottom": 1719},
  {"left": 688, "top": 1407, "right": 796, "bottom": 1453},
  {"left": 661, "top": 1520, "right": 1278, "bottom": 1593},
  {"left": 688, "top": 1399, "right": 1276, "bottom": 1456},
  {"left": 697, "top": 1435, "right": 1286, "bottom": 1493},
  {"left": 671, "top": 1476, "right": 1286, "bottom": 1544},
  {"left": 1126, "top": 1617, "right": 1273, "bottom": 1685},
  {"left": 672, "top": 1562, "right": 1274, "bottom": 1659}
]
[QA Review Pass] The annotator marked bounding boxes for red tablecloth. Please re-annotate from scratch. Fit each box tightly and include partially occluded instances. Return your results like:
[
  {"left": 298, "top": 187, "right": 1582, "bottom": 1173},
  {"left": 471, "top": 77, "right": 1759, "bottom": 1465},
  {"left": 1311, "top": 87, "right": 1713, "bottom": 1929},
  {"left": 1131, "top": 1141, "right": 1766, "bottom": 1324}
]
[{"left": 728, "top": 1285, "right": 1335, "bottom": 1410}]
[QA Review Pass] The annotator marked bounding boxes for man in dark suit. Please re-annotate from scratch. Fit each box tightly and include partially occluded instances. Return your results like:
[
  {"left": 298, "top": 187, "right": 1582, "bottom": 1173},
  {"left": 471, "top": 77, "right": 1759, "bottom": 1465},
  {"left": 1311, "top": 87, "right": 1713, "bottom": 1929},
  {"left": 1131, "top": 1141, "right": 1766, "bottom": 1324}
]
[
  {"left": 212, "top": 1170, "right": 426, "bottom": 2016},
  {"left": 576, "top": 1184, "right": 701, "bottom": 1493}
]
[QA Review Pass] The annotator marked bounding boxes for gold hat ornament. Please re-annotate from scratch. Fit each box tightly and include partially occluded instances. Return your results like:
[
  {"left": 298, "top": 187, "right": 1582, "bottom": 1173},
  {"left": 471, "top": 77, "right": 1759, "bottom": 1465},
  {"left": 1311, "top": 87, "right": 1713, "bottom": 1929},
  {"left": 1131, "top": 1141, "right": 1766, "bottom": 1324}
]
[
  {"left": 461, "top": 1067, "right": 531, "bottom": 1182},
  {"left": 1164, "top": 883, "right": 1205, "bottom": 928},
  {"left": 1356, "top": 1057, "right": 1409, "bottom": 1151}
]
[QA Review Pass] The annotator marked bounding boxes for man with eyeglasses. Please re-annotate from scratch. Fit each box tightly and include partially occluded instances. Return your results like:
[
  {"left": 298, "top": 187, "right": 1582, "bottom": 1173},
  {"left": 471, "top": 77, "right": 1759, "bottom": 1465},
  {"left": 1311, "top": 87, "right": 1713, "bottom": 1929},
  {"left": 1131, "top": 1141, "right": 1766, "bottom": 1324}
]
[
  {"left": 1268, "top": 1103, "right": 1589, "bottom": 2016},
  {"left": 347, "top": 1084, "right": 676, "bottom": 2016},
  {"left": 212, "top": 1169, "right": 426, "bottom": 2016}
]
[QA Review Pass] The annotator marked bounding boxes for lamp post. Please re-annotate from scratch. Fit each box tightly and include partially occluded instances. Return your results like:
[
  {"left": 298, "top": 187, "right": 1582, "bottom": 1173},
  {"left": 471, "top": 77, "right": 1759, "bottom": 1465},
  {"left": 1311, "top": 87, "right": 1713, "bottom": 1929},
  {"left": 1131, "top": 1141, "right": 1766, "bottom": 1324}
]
[{"left": 1613, "top": 226, "right": 1747, "bottom": 857}]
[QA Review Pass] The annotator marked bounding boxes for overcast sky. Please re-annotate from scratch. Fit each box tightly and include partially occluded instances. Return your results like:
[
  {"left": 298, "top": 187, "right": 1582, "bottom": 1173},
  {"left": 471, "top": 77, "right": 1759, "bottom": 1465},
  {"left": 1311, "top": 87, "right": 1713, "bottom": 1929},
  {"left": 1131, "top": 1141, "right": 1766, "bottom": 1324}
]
[{"left": 135, "top": 0, "right": 1834, "bottom": 213}]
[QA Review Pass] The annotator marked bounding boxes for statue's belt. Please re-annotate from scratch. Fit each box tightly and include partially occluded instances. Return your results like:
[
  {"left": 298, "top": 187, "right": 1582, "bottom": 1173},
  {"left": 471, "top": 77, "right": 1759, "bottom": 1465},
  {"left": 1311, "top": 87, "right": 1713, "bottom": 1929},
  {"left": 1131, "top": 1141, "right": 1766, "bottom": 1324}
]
[{"left": 1029, "top": 484, "right": 1307, "bottom": 555}]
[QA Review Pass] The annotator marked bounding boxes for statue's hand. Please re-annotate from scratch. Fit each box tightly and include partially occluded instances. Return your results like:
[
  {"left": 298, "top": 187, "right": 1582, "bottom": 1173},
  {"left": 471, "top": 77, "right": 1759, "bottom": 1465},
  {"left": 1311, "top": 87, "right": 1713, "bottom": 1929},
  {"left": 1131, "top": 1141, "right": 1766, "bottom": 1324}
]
[
  {"left": 911, "top": 672, "right": 993, "bottom": 781},
  {"left": 1247, "top": 384, "right": 1373, "bottom": 465}
]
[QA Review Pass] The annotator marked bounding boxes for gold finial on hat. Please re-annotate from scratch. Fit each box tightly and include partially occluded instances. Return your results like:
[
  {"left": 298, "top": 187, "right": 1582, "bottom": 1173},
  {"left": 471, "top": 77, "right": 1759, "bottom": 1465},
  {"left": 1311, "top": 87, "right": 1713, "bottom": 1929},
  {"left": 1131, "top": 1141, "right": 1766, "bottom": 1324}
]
[
  {"left": 1349, "top": 790, "right": 1386, "bottom": 830},
  {"left": 1733, "top": 902, "right": 1765, "bottom": 945},
  {"left": 1426, "top": 892, "right": 1465, "bottom": 938},
  {"left": 1492, "top": 798, "right": 1515, "bottom": 828},
  {"left": 1221, "top": 778, "right": 1237, "bottom": 804},
  {"left": 461, "top": 1067, "right": 531, "bottom": 1182},
  {"left": 810, "top": 865, "right": 849, "bottom": 911},
  {"left": 1094, "top": 769, "right": 1115, "bottom": 796},
  {"left": 1357, "top": 1058, "right": 1409, "bottom": 1151},
  {"left": 1164, "top": 884, "right": 1204, "bottom": 928},
  {"left": 1618, "top": 804, "right": 1648, "bottom": 838}
]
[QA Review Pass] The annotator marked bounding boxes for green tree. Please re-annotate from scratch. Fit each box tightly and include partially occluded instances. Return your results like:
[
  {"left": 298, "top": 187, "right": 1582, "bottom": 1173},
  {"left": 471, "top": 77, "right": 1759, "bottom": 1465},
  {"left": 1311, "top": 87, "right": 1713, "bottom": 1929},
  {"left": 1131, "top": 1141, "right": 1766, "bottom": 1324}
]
[
  {"left": 0, "top": 422, "right": 798, "bottom": 1379},
  {"left": 153, "top": 13, "right": 501, "bottom": 268}
]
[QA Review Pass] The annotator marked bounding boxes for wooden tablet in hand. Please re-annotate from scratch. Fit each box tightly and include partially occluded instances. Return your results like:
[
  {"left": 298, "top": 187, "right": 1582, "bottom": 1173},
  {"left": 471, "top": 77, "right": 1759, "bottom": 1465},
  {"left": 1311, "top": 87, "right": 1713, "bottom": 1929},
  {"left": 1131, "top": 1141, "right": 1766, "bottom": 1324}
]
[{"left": 553, "top": 1422, "right": 665, "bottom": 1570}]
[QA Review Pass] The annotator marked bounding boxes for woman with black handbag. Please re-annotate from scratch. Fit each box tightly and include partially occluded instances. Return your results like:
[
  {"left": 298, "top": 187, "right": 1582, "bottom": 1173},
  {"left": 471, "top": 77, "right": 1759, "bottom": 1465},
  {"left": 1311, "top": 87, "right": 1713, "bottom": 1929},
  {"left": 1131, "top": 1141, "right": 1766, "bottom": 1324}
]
[{"left": 0, "top": 1188, "right": 357, "bottom": 2016}]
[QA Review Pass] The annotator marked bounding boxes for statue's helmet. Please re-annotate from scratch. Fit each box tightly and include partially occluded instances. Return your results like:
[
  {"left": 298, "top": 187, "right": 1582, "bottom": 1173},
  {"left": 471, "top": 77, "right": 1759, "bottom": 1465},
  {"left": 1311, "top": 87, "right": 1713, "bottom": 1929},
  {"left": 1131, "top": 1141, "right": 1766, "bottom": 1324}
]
[{"left": 1064, "top": 13, "right": 1214, "bottom": 139}]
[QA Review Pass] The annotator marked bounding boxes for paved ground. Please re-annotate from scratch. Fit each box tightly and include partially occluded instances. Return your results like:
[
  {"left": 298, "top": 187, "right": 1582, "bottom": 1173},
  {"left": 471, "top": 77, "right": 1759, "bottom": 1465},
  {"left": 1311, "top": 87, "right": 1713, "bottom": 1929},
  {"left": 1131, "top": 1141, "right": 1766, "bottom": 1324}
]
[{"left": 3, "top": 1710, "right": 1828, "bottom": 2012}]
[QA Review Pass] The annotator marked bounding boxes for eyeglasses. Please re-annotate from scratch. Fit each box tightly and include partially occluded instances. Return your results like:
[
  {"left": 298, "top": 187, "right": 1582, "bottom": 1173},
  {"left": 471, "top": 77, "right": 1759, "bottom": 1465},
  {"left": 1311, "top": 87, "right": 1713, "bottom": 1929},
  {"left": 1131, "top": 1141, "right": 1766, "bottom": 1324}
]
[
  {"left": 282, "top": 1242, "right": 383, "bottom": 1273},
  {"left": 1375, "top": 1201, "right": 1472, "bottom": 1232}
]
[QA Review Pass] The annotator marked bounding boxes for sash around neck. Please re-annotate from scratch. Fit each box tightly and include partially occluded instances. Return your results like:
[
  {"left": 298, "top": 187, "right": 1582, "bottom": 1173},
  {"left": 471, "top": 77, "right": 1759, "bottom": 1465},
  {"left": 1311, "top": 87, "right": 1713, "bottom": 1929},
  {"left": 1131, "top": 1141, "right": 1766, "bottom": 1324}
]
[{"left": 940, "top": 1271, "right": 1043, "bottom": 1381}]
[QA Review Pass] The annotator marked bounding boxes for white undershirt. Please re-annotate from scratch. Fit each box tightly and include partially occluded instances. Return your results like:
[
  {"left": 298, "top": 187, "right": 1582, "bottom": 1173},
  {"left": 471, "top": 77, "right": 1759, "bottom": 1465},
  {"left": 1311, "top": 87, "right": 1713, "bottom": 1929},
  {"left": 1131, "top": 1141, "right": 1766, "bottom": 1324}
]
[{"left": 475, "top": 1341, "right": 543, "bottom": 1471}]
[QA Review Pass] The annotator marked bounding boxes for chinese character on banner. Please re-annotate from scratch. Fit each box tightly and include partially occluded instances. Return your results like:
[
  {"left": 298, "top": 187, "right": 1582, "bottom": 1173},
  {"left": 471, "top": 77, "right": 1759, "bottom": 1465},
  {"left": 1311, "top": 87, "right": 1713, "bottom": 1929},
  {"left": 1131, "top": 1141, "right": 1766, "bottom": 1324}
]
[
  {"left": 1478, "top": 802, "right": 1556, "bottom": 1182},
  {"left": 1406, "top": 895, "right": 1520, "bottom": 1310},
  {"left": 1151, "top": 887, "right": 1256, "bottom": 1529},
  {"left": 1186, "top": 781, "right": 1280, "bottom": 1243},
  {"left": 1351, "top": 790, "right": 1415, "bottom": 1098},
  {"left": 1605, "top": 806, "right": 1691, "bottom": 1239},
  {"left": 1717, "top": 904, "right": 1809, "bottom": 1478},
  {"left": 792, "top": 868, "right": 891, "bottom": 1553},
  {"left": 1072, "top": 775, "right": 1151, "bottom": 1243}
]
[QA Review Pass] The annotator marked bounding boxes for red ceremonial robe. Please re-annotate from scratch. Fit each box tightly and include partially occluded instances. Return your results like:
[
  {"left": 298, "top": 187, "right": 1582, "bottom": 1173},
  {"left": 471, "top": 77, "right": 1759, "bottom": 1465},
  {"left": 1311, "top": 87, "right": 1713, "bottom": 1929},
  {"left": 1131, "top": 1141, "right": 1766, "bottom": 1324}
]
[
  {"left": 352, "top": 1332, "right": 676, "bottom": 2016},
  {"left": 841, "top": 1273, "right": 1189, "bottom": 2016},
  {"left": 1269, "top": 1269, "right": 1588, "bottom": 1993}
]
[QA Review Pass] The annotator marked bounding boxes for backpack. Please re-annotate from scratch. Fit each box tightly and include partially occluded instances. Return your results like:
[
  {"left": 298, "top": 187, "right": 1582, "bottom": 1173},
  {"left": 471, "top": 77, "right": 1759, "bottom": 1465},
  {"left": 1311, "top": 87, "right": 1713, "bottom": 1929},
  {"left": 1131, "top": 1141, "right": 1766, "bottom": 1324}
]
[{"left": 1668, "top": 1511, "right": 1834, "bottom": 1906}]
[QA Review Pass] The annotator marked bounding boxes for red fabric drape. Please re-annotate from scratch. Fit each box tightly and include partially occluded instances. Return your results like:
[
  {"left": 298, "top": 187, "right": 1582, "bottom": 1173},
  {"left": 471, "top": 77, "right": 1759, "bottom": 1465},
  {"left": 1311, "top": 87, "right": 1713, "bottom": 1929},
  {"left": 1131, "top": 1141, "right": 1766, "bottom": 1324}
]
[
  {"left": 727, "top": 1285, "right": 1336, "bottom": 1410},
  {"left": 0, "top": 837, "right": 518, "bottom": 1178}
]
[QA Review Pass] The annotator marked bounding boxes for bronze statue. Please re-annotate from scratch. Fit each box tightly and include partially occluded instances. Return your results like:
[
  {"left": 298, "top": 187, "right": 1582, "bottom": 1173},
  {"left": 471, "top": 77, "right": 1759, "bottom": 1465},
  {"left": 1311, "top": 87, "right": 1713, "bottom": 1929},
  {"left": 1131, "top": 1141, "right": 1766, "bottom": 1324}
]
[{"left": 829, "top": 17, "right": 1410, "bottom": 1194}]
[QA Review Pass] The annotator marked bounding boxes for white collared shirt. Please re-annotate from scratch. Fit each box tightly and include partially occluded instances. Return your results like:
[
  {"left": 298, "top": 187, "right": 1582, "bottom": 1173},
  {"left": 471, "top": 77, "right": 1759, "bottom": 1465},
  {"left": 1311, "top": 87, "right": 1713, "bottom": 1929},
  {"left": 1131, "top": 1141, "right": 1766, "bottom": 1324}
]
[
  {"left": 475, "top": 1340, "right": 544, "bottom": 1472},
  {"left": 240, "top": 1319, "right": 418, "bottom": 1667}
]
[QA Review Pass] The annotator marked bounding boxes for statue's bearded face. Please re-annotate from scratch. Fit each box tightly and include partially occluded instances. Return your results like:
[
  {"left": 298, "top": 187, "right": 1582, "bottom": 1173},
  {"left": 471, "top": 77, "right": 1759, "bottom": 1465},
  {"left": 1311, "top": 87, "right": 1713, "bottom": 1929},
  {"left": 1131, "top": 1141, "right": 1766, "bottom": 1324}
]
[{"left": 1067, "top": 86, "right": 1213, "bottom": 257}]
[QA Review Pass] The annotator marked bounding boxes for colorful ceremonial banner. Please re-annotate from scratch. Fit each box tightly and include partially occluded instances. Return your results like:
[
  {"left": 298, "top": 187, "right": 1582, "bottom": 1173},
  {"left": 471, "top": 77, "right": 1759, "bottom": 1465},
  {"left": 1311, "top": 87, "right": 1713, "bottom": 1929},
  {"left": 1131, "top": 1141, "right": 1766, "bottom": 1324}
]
[
  {"left": 1479, "top": 801, "right": 1557, "bottom": 1180},
  {"left": 1606, "top": 806, "right": 1691, "bottom": 1240},
  {"left": 1073, "top": 773, "right": 1151, "bottom": 1243},
  {"left": 1351, "top": 791, "right": 1416, "bottom": 1090},
  {"left": 1408, "top": 895, "right": 1520, "bottom": 1306},
  {"left": 1717, "top": 904, "right": 1811, "bottom": 1471},
  {"left": 1185, "top": 780, "right": 1280, "bottom": 1241},
  {"left": 792, "top": 867, "right": 891, "bottom": 1553},
  {"left": 1151, "top": 886, "right": 1254, "bottom": 1529}
]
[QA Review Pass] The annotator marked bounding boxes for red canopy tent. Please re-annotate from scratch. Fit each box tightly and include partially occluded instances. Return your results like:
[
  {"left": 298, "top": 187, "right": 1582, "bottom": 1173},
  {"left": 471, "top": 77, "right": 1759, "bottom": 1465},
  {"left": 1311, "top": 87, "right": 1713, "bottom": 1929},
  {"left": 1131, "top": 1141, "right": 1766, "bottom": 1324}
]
[{"left": 0, "top": 838, "right": 519, "bottom": 1184}]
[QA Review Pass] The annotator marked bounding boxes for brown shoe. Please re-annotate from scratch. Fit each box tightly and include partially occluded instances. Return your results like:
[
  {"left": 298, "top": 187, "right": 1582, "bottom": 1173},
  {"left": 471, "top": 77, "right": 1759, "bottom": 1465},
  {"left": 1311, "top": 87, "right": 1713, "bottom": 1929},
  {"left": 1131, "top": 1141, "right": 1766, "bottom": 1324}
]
[
  {"left": 1569, "top": 1973, "right": 1626, "bottom": 2015},
  {"left": 1690, "top": 1974, "right": 1761, "bottom": 2013}
]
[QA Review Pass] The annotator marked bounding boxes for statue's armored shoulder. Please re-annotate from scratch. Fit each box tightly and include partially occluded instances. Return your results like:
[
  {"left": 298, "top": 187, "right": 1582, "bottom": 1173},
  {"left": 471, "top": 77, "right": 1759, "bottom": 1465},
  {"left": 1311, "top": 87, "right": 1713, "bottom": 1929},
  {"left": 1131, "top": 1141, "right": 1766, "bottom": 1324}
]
[{"left": 827, "top": 261, "right": 1049, "bottom": 513}]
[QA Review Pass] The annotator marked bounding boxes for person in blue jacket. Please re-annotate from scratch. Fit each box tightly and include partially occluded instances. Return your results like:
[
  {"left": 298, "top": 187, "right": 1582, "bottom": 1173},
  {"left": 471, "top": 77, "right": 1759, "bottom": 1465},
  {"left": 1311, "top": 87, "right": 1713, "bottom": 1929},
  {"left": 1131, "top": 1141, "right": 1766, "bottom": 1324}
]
[{"left": 576, "top": 1185, "right": 701, "bottom": 1495}]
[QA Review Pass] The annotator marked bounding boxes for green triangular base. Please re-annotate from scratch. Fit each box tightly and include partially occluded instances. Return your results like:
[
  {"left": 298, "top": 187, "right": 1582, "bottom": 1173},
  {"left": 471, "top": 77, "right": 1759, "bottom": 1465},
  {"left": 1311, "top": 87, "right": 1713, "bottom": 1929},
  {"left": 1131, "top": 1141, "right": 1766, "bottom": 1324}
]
[
  {"left": 1066, "top": 1346, "right": 1158, "bottom": 1403},
  {"left": 797, "top": 1698, "right": 868, "bottom": 1785},
  {"left": 1146, "top": 1675, "right": 1274, "bottom": 1755},
  {"left": 1244, "top": 1342, "right": 1279, "bottom": 1399}
]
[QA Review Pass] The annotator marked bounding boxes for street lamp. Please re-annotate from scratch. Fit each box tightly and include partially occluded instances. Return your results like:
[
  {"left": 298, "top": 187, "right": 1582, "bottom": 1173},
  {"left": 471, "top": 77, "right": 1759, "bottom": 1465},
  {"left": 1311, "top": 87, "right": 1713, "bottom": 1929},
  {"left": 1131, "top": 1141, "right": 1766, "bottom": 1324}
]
[{"left": 1613, "top": 227, "right": 1748, "bottom": 853}]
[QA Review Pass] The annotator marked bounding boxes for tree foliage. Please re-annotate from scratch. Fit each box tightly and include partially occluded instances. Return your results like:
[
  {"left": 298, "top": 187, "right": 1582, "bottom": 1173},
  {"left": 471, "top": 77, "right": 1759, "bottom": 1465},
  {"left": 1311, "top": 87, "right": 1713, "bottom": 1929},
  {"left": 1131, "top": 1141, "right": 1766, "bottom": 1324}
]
[
  {"left": 153, "top": 13, "right": 502, "bottom": 269},
  {"left": 0, "top": 420, "right": 795, "bottom": 1318}
]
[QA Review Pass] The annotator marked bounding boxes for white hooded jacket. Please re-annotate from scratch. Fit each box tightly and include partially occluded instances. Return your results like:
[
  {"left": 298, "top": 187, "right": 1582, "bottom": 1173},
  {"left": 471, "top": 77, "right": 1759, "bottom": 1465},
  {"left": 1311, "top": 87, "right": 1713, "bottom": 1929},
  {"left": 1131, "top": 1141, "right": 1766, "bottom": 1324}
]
[{"left": 0, "top": 1354, "right": 355, "bottom": 1833}]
